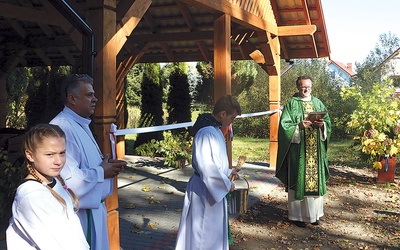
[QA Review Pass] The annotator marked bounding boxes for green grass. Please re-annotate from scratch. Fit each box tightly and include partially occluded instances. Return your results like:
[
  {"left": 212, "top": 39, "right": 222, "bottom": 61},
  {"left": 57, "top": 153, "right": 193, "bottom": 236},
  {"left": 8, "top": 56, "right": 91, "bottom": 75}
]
[
  {"left": 232, "top": 137, "right": 368, "bottom": 168},
  {"left": 125, "top": 134, "right": 368, "bottom": 169},
  {"left": 327, "top": 138, "right": 367, "bottom": 168},
  {"left": 232, "top": 137, "right": 270, "bottom": 163}
]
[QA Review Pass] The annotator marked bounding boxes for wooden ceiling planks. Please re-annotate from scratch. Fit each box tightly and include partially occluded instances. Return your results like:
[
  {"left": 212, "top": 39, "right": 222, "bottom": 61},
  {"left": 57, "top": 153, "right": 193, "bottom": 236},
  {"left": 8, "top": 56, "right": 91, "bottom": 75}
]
[{"left": 0, "top": 0, "right": 330, "bottom": 74}]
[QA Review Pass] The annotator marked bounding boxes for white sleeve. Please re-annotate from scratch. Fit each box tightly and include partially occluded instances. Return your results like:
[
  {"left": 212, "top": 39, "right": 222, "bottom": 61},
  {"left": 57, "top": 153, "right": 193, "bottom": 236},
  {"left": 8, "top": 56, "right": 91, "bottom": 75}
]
[
  {"left": 51, "top": 118, "right": 108, "bottom": 208},
  {"left": 194, "top": 129, "right": 231, "bottom": 204},
  {"left": 9, "top": 184, "right": 89, "bottom": 250}
]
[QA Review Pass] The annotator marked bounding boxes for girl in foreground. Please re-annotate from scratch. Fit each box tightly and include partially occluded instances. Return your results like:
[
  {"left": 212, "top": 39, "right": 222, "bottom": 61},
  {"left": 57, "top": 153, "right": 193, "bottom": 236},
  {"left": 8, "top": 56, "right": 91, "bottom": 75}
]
[{"left": 6, "top": 124, "right": 89, "bottom": 249}]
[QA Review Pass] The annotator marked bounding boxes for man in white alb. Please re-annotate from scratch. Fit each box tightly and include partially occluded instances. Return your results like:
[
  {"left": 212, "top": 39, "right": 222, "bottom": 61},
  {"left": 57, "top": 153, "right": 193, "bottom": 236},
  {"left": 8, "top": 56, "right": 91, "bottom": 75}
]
[{"left": 51, "top": 74, "right": 126, "bottom": 250}]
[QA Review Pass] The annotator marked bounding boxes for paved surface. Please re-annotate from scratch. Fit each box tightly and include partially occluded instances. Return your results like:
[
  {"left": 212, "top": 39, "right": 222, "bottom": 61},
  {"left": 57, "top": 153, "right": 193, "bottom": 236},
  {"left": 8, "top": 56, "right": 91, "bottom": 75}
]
[
  {"left": 118, "top": 156, "right": 279, "bottom": 250},
  {"left": 0, "top": 156, "right": 279, "bottom": 250}
]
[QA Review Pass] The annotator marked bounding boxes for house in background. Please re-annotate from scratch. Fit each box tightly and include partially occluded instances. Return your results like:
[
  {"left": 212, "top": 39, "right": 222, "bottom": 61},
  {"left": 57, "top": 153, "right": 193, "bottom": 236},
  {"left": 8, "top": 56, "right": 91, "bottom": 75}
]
[{"left": 327, "top": 60, "right": 357, "bottom": 85}]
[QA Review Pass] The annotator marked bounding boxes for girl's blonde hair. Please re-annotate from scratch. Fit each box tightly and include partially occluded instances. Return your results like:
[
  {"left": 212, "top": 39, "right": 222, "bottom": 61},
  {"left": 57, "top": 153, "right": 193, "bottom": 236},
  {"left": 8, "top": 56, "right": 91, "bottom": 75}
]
[{"left": 24, "top": 124, "right": 79, "bottom": 212}]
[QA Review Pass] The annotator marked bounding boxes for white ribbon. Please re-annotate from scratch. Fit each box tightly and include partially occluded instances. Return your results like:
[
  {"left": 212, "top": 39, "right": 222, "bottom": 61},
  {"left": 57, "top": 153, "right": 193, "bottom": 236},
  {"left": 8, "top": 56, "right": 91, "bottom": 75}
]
[
  {"left": 114, "top": 110, "right": 280, "bottom": 136},
  {"left": 110, "top": 123, "right": 117, "bottom": 159}
]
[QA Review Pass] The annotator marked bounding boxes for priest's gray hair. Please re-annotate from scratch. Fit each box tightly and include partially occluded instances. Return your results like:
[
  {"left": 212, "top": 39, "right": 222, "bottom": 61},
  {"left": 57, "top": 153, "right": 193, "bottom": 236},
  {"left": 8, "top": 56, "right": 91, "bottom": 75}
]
[{"left": 61, "top": 74, "right": 93, "bottom": 104}]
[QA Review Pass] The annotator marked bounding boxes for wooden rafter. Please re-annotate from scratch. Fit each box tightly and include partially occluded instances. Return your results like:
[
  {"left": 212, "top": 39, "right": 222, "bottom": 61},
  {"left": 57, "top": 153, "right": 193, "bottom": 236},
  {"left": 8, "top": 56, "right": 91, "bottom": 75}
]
[
  {"left": 179, "top": 0, "right": 278, "bottom": 34},
  {"left": 300, "top": 0, "right": 318, "bottom": 57},
  {"left": 115, "top": 0, "right": 151, "bottom": 54},
  {"left": 0, "top": 0, "right": 330, "bottom": 69},
  {"left": 278, "top": 25, "right": 316, "bottom": 36},
  {"left": 177, "top": 0, "right": 211, "bottom": 62}
]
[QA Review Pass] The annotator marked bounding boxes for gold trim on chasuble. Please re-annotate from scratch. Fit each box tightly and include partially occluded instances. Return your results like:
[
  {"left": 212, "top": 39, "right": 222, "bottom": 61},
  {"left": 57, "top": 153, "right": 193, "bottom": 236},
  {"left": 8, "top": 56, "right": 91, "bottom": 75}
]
[{"left": 302, "top": 101, "right": 319, "bottom": 195}]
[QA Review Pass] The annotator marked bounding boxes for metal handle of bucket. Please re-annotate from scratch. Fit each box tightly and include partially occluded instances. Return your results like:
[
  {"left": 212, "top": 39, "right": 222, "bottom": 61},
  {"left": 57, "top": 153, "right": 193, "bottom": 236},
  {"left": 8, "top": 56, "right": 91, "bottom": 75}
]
[{"left": 240, "top": 176, "right": 249, "bottom": 190}]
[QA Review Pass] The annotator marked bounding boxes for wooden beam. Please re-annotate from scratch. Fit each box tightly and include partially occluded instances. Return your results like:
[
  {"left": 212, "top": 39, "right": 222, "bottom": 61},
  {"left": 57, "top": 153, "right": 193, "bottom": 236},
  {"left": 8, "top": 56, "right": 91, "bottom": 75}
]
[
  {"left": 214, "top": 13, "right": 232, "bottom": 169},
  {"left": 58, "top": 47, "right": 76, "bottom": 65},
  {"left": 269, "top": 75, "right": 280, "bottom": 168},
  {"left": 233, "top": 32, "right": 266, "bottom": 63},
  {"left": 6, "top": 18, "right": 27, "bottom": 39},
  {"left": 214, "top": 14, "right": 231, "bottom": 98},
  {"left": 85, "top": 0, "right": 119, "bottom": 248},
  {"left": 278, "top": 25, "right": 316, "bottom": 36},
  {"left": 116, "top": 0, "right": 136, "bottom": 22},
  {"left": 197, "top": 41, "right": 211, "bottom": 62},
  {"left": 177, "top": 0, "right": 196, "bottom": 31},
  {"left": 256, "top": 30, "right": 279, "bottom": 75},
  {"left": 159, "top": 42, "right": 174, "bottom": 61},
  {"left": 38, "top": 23, "right": 56, "bottom": 38},
  {"left": 128, "top": 30, "right": 214, "bottom": 44},
  {"left": 0, "top": 50, "right": 27, "bottom": 81},
  {"left": 34, "top": 48, "right": 52, "bottom": 66},
  {"left": 249, "top": 50, "right": 265, "bottom": 64},
  {"left": 0, "top": 3, "right": 61, "bottom": 26},
  {"left": 179, "top": 0, "right": 278, "bottom": 35},
  {"left": 176, "top": 0, "right": 211, "bottom": 61},
  {"left": 115, "top": 0, "right": 151, "bottom": 54},
  {"left": 300, "top": 0, "right": 318, "bottom": 57},
  {"left": 40, "top": 1, "right": 82, "bottom": 49},
  {"left": 143, "top": 12, "right": 158, "bottom": 33}
]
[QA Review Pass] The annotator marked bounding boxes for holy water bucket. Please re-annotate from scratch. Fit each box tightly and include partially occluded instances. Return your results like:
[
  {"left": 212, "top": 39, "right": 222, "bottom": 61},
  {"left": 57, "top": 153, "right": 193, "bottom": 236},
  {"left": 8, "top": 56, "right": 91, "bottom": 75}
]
[{"left": 228, "top": 177, "right": 249, "bottom": 214}]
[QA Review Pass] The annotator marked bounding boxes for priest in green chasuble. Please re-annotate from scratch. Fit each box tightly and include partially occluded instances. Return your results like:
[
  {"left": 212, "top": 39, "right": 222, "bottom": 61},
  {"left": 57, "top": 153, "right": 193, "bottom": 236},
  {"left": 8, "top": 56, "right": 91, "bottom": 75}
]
[{"left": 275, "top": 76, "right": 331, "bottom": 227}]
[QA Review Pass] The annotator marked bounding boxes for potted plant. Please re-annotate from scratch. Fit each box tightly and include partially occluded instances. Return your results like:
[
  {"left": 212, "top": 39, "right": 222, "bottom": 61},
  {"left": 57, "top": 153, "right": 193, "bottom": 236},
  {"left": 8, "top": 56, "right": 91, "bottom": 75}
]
[{"left": 341, "top": 81, "right": 400, "bottom": 183}]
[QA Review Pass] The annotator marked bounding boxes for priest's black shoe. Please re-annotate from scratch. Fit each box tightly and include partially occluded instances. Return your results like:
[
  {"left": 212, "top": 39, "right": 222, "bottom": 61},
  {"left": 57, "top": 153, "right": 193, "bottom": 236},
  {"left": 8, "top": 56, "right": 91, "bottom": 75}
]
[
  {"left": 311, "top": 220, "right": 320, "bottom": 225},
  {"left": 290, "top": 220, "right": 306, "bottom": 227}
]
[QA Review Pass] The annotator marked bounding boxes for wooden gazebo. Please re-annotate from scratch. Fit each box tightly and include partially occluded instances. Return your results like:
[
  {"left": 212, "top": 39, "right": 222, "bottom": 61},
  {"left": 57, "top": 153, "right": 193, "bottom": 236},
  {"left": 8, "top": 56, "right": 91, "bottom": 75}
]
[{"left": 0, "top": 0, "right": 330, "bottom": 249}]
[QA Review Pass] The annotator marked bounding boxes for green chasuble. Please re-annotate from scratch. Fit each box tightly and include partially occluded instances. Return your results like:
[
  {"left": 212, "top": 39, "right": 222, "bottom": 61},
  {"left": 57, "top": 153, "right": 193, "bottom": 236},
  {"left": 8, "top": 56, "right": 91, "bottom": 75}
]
[{"left": 275, "top": 93, "right": 331, "bottom": 200}]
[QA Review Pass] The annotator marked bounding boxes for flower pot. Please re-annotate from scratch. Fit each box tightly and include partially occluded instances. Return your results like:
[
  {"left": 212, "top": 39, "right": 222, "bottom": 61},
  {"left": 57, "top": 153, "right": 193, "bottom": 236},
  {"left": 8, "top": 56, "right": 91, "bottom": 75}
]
[
  {"left": 377, "top": 156, "right": 396, "bottom": 184},
  {"left": 175, "top": 159, "right": 186, "bottom": 169}
]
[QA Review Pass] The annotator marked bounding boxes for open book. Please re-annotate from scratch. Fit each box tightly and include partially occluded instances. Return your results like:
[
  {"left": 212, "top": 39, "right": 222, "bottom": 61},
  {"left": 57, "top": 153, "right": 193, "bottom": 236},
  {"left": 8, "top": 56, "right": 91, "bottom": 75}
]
[{"left": 306, "top": 111, "right": 327, "bottom": 122}]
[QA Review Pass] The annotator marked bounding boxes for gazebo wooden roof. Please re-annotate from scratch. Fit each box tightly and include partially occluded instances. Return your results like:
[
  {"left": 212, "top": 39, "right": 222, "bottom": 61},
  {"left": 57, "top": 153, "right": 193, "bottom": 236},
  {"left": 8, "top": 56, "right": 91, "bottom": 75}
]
[
  {"left": 0, "top": 0, "right": 330, "bottom": 73},
  {"left": 0, "top": 1, "right": 330, "bottom": 249}
]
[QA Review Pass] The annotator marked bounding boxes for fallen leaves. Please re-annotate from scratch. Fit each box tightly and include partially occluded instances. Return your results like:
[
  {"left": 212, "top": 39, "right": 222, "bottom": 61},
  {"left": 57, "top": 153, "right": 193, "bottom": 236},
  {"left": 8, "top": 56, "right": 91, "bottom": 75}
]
[
  {"left": 230, "top": 164, "right": 400, "bottom": 249},
  {"left": 141, "top": 185, "right": 151, "bottom": 192},
  {"left": 124, "top": 204, "right": 136, "bottom": 209}
]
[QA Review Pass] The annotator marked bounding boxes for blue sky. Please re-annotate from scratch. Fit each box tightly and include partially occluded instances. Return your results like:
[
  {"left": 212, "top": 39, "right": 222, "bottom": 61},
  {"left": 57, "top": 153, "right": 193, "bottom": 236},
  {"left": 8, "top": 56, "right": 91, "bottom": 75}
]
[{"left": 321, "top": 0, "right": 400, "bottom": 66}]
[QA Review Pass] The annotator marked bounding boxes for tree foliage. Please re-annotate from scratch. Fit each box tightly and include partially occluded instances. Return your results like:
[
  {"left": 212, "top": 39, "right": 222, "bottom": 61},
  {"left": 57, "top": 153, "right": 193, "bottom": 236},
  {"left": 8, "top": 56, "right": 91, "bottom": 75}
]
[
  {"left": 24, "top": 66, "right": 69, "bottom": 129},
  {"left": 125, "top": 64, "right": 143, "bottom": 107},
  {"left": 354, "top": 32, "right": 400, "bottom": 91},
  {"left": 280, "top": 59, "right": 351, "bottom": 138},
  {"left": 134, "top": 63, "right": 164, "bottom": 148},
  {"left": 194, "top": 62, "right": 214, "bottom": 108},
  {"left": 231, "top": 60, "right": 258, "bottom": 96},
  {"left": 234, "top": 61, "right": 269, "bottom": 137},
  {"left": 167, "top": 63, "right": 191, "bottom": 133},
  {"left": 6, "top": 67, "right": 30, "bottom": 129}
]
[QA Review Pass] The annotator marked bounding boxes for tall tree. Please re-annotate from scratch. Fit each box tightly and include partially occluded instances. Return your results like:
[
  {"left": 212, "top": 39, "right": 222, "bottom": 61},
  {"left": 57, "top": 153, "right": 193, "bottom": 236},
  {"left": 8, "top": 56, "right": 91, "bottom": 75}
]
[
  {"left": 167, "top": 63, "right": 191, "bottom": 133},
  {"left": 234, "top": 62, "right": 269, "bottom": 137},
  {"left": 134, "top": 63, "right": 164, "bottom": 148},
  {"left": 355, "top": 32, "right": 400, "bottom": 91},
  {"left": 280, "top": 58, "right": 350, "bottom": 138},
  {"left": 125, "top": 64, "right": 143, "bottom": 107},
  {"left": 194, "top": 62, "right": 214, "bottom": 107},
  {"left": 6, "top": 67, "right": 30, "bottom": 129},
  {"left": 231, "top": 60, "right": 258, "bottom": 96}
]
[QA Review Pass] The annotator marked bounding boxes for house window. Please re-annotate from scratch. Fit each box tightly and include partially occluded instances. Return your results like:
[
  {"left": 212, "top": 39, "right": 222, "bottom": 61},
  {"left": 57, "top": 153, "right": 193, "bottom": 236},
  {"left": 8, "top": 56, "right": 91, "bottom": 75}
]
[{"left": 330, "top": 71, "right": 336, "bottom": 78}]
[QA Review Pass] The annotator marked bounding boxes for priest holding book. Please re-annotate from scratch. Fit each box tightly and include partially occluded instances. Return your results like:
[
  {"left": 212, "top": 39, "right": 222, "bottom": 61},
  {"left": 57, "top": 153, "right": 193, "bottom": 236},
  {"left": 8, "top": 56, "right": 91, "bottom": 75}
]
[{"left": 275, "top": 75, "right": 331, "bottom": 227}]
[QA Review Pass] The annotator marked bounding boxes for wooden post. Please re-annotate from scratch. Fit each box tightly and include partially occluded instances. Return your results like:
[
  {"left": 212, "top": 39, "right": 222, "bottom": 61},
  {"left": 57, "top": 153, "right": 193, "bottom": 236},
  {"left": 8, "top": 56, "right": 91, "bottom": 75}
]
[
  {"left": 214, "top": 14, "right": 233, "bottom": 167},
  {"left": 85, "top": 1, "right": 120, "bottom": 249},
  {"left": 269, "top": 73, "right": 281, "bottom": 168}
]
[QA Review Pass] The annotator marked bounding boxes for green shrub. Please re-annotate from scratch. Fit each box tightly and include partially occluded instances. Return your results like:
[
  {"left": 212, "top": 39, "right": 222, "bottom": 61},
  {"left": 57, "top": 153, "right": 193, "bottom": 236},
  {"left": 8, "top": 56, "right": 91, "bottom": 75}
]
[{"left": 134, "top": 131, "right": 192, "bottom": 168}]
